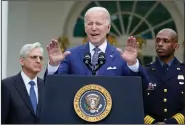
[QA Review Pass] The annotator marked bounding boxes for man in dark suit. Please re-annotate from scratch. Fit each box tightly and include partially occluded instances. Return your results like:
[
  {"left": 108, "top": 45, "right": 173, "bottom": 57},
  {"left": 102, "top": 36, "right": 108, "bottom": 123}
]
[
  {"left": 143, "top": 28, "right": 185, "bottom": 124},
  {"left": 45, "top": 7, "right": 149, "bottom": 86},
  {"left": 2, "top": 42, "right": 44, "bottom": 124}
]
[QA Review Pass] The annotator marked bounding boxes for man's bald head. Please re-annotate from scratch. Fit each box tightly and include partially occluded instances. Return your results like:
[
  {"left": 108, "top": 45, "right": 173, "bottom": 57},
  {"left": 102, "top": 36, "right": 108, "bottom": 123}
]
[
  {"left": 155, "top": 28, "right": 179, "bottom": 59},
  {"left": 157, "top": 28, "right": 178, "bottom": 43}
]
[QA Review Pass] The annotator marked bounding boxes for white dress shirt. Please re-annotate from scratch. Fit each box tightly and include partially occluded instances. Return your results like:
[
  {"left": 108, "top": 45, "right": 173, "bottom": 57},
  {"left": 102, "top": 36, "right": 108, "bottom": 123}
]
[
  {"left": 47, "top": 41, "right": 139, "bottom": 74},
  {"left": 89, "top": 40, "right": 107, "bottom": 56},
  {"left": 21, "top": 71, "right": 38, "bottom": 103}
]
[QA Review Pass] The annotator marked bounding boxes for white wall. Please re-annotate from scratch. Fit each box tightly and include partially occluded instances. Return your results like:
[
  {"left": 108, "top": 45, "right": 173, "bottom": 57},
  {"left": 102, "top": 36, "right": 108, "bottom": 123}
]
[{"left": 7, "top": 1, "right": 74, "bottom": 78}]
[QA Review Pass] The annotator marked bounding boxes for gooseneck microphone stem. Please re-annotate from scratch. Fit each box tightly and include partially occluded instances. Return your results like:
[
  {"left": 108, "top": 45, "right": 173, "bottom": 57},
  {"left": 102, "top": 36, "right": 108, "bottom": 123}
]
[
  {"left": 92, "top": 65, "right": 97, "bottom": 75},
  {"left": 83, "top": 52, "right": 106, "bottom": 76},
  {"left": 83, "top": 53, "right": 93, "bottom": 73},
  {"left": 92, "top": 52, "right": 106, "bottom": 75},
  {"left": 92, "top": 70, "right": 96, "bottom": 75}
]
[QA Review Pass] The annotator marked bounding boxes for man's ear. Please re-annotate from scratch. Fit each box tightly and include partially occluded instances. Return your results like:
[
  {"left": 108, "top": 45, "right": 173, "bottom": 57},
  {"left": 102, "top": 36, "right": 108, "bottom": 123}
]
[
  {"left": 20, "top": 58, "right": 24, "bottom": 66},
  {"left": 174, "top": 43, "right": 179, "bottom": 50},
  {"left": 107, "top": 24, "right": 111, "bottom": 33}
]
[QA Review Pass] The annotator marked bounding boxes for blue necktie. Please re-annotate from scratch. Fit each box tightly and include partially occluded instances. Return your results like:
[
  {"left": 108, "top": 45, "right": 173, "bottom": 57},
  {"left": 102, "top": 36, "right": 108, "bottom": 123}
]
[
  {"left": 29, "top": 81, "right": 37, "bottom": 114},
  {"left": 92, "top": 47, "right": 100, "bottom": 66}
]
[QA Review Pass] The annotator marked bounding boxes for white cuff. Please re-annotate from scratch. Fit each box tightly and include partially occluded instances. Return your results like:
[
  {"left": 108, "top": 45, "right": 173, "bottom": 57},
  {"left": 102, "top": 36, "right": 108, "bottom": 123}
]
[
  {"left": 47, "top": 61, "right": 60, "bottom": 75},
  {"left": 127, "top": 59, "right": 139, "bottom": 72}
]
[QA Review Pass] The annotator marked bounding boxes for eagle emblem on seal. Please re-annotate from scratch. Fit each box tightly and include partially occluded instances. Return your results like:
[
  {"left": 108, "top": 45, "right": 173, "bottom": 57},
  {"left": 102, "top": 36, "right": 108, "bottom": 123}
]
[{"left": 85, "top": 94, "right": 102, "bottom": 113}]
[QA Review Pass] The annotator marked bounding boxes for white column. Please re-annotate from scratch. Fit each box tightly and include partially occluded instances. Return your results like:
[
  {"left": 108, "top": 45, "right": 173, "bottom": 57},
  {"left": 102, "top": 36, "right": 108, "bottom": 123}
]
[
  {"left": 1, "top": 1, "right": 8, "bottom": 79},
  {"left": 0, "top": 2, "right": 2, "bottom": 78}
]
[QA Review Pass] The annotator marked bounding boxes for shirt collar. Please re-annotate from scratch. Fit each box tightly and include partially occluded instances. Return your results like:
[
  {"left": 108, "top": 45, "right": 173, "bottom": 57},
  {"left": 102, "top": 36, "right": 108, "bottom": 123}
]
[
  {"left": 158, "top": 57, "right": 175, "bottom": 67},
  {"left": 89, "top": 40, "right": 107, "bottom": 53},
  {"left": 21, "top": 71, "right": 37, "bottom": 87}
]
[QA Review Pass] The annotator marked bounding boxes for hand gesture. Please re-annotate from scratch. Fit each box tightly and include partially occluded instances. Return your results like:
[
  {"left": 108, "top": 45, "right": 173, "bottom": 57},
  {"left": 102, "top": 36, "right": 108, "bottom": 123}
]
[
  {"left": 47, "top": 39, "right": 71, "bottom": 66},
  {"left": 117, "top": 36, "right": 138, "bottom": 65}
]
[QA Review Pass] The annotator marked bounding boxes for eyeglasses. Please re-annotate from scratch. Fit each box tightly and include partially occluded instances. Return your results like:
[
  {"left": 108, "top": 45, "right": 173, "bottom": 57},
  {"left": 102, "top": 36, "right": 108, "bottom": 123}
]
[{"left": 27, "top": 56, "right": 43, "bottom": 61}]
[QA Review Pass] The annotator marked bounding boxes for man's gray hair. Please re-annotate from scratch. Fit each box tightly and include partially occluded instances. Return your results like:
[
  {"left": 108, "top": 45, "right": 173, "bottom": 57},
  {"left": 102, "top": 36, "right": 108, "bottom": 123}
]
[
  {"left": 20, "top": 42, "right": 44, "bottom": 58},
  {"left": 84, "top": 7, "right": 111, "bottom": 25}
]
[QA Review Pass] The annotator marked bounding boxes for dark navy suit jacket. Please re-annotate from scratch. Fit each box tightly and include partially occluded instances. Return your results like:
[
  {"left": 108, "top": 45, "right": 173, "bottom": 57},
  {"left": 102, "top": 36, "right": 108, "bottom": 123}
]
[
  {"left": 1, "top": 72, "right": 44, "bottom": 124},
  {"left": 143, "top": 58, "right": 185, "bottom": 124}
]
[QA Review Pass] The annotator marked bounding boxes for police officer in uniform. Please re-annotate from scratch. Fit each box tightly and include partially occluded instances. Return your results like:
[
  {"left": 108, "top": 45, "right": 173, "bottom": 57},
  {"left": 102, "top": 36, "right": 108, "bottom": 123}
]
[{"left": 143, "top": 28, "right": 185, "bottom": 124}]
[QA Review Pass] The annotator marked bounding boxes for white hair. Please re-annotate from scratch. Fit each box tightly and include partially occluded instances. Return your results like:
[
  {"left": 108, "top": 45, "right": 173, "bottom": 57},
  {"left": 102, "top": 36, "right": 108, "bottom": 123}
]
[
  {"left": 84, "top": 7, "right": 111, "bottom": 25},
  {"left": 20, "top": 42, "right": 44, "bottom": 58}
]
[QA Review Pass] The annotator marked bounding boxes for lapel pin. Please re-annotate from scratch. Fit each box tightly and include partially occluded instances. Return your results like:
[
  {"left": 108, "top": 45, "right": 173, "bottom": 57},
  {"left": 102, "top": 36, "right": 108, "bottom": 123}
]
[
  {"left": 147, "top": 83, "right": 156, "bottom": 90},
  {"left": 152, "top": 68, "right": 155, "bottom": 71},
  {"left": 177, "top": 68, "right": 180, "bottom": 70}
]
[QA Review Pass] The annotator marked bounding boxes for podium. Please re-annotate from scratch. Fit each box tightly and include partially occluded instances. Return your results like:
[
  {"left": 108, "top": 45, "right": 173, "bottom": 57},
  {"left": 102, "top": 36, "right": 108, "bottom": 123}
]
[{"left": 39, "top": 75, "right": 144, "bottom": 124}]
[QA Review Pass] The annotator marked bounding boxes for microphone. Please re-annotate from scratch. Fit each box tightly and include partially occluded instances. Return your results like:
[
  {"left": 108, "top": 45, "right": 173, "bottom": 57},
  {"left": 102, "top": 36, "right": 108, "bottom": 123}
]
[
  {"left": 92, "top": 52, "right": 106, "bottom": 75},
  {"left": 83, "top": 53, "right": 93, "bottom": 72}
]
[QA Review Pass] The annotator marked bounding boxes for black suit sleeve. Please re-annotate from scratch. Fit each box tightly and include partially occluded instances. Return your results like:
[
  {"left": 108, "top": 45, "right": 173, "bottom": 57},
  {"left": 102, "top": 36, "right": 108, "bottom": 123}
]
[{"left": 1, "top": 80, "right": 10, "bottom": 124}]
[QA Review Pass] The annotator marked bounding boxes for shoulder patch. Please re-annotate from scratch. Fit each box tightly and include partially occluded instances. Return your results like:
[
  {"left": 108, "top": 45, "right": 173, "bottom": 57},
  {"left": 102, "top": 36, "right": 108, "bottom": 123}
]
[
  {"left": 180, "top": 61, "right": 185, "bottom": 65},
  {"left": 145, "top": 62, "right": 154, "bottom": 67}
]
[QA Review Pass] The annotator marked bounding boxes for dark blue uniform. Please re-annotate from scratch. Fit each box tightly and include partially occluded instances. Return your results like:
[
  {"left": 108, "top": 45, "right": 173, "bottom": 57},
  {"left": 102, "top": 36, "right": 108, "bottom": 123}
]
[{"left": 143, "top": 57, "right": 185, "bottom": 124}]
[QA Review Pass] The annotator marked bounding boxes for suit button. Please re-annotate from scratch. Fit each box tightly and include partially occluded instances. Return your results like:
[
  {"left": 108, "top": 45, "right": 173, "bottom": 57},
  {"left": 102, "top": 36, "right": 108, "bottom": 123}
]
[
  {"left": 164, "top": 89, "right": 167, "bottom": 92},
  {"left": 163, "top": 98, "right": 167, "bottom": 102},
  {"left": 182, "top": 91, "right": 184, "bottom": 94},
  {"left": 164, "top": 108, "right": 167, "bottom": 112},
  {"left": 164, "top": 119, "right": 166, "bottom": 121},
  {"left": 147, "top": 93, "right": 150, "bottom": 95}
]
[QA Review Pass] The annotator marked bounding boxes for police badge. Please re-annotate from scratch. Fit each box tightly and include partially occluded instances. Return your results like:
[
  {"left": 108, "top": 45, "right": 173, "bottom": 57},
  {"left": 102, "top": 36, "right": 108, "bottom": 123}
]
[
  {"left": 73, "top": 84, "right": 112, "bottom": 122},
  {"left": 147, "top": 82, "right": 156, "bottom": 90}
]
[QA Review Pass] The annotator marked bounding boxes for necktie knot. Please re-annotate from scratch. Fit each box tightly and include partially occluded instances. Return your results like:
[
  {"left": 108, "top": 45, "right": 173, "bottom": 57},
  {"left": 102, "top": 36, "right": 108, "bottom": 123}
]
[
  {"left": 93, "top": 47, "right": 100, "bottom": 52},
  {"left": 29, "top": 81, "right": 35, "bottom": 86}
]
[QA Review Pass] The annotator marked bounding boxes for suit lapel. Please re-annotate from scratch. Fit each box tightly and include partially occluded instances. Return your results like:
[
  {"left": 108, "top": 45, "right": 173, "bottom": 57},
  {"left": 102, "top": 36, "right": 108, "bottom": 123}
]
[
  {"left": 79, "top": 43, "right": 92, "bottom": 75},
  {"left": 150, "top": 58, "right": 183, "bottom": 83},
  {"left": 36, "top": 78, "right": 43, "bottom": 117},
  {"left": 98, "top": 43, "right": 115, "bottom": 75},
  {"left": 150, "top": 59, "right": 165, "bottom": 83},
  {"left": 163, "top": 58, "right": 182, "bottom": 82},
  {"left": 13, "top": 73, "right": 36, "bottom": 117}
]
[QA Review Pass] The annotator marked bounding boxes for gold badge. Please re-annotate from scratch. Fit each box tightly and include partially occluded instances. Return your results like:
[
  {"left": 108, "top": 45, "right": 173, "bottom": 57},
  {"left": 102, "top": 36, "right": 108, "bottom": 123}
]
[{"left": 73, "top": 84, "right": 112, "bottom": 122}]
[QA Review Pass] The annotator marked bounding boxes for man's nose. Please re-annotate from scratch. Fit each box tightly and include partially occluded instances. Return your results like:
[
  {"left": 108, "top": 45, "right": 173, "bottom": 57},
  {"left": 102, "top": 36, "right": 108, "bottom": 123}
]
[
  {"left": 36, "top": 57, "right": 41, "bottom": 62},
  {"left": 158, "top": 40, "right": 164, "bottom": 46},
  {"left": 92, "top": 24, "right": 97, "bottom": 30}
]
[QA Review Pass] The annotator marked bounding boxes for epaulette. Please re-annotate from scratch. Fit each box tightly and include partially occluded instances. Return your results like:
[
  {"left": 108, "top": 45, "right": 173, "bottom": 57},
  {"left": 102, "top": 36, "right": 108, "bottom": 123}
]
[
  {"left": 145, "top": 62, "right": 154, "bottom": 67},
  {"left": 180, "top": 61, "right": 185, "bottom": 65}
]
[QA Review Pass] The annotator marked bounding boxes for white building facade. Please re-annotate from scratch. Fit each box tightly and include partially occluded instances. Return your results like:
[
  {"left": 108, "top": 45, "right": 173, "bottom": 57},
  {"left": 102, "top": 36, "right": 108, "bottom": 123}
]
[{"left": 2, "top": 1, "right": 184, "bottom": 78}]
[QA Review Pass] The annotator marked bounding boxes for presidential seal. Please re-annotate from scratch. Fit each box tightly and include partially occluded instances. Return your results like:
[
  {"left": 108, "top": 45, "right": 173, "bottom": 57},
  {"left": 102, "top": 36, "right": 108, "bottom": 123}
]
[{"left": 73, "top": 84, "right": 112, "bottom": 122}]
